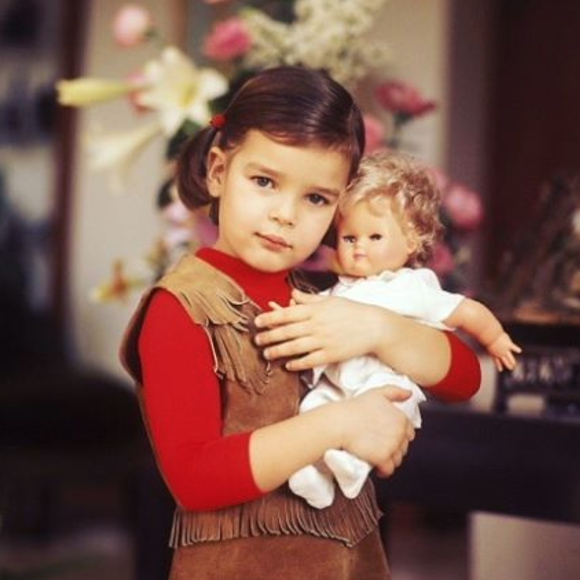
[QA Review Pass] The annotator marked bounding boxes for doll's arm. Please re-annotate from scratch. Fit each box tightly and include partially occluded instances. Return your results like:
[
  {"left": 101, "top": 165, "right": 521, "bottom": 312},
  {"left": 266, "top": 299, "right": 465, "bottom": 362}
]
[{"left": 444, "top": 298, "right": 522, "bottom": 371}]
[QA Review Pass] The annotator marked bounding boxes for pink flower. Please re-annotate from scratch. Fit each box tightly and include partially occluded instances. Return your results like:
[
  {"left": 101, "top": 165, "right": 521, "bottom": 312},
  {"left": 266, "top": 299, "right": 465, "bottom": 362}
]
[
  {"left": 375, "top": 81, "right": 437, "bottom": 118},
  {"left": 425, "top": 165, "right": 450, "bottom": 192},
  {"left": 112, "top": 4, "right": 153, "bottom": 47},
  {"left": 203, "top": 18, "right": 251, "bottom": 61},
  {"left": 428, "top": 242, "right": 455, "bottom": 276},
  {"left": 161, "top": 198, "right": 192, "bottom": 225},
  {"left": 442, "top": 184, "right": 483, "bottom": 230},
  {"left": 363, "top": 114, "right": 385, "bottom": 153},
  {"left": 193, "top": 212, "right": 219, "bottom": 247}
]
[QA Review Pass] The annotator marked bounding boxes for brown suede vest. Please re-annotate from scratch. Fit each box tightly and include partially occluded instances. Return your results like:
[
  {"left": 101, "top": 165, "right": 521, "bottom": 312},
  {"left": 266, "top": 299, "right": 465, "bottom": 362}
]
[{"left": 120, "top": 254, "right": 381, "bottom": 548}]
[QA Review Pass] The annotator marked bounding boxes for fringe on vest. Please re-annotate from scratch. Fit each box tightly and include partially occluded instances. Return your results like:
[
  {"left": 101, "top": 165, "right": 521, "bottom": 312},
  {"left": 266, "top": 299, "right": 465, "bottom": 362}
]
[
  {"left": 156, "top": 257, "right": 273, "bottom": 395},
  {"left": 169, "top": 482, "right": 382, "bottom": 549}
]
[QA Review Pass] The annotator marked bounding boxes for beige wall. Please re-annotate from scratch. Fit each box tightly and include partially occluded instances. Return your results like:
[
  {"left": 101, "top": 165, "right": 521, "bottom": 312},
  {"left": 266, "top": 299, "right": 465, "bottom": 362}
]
[
  {"left": 68, "top": 0, "right": 172, "bottom": 377},
  {"left": 370, "top": 0, "right": 451, "bottom": 167}
]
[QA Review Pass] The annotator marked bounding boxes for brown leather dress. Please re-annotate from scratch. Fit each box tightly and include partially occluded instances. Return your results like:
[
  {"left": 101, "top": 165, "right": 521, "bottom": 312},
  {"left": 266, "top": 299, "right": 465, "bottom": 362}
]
[{"left": 121, "top": 254, "right": 391, "bottom": 580}]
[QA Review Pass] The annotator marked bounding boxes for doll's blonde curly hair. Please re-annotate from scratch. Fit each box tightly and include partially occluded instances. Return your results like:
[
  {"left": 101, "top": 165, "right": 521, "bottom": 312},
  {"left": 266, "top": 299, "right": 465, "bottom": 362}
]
[{"left": 339, "top": 150, "right": 443, "bottom": 266}]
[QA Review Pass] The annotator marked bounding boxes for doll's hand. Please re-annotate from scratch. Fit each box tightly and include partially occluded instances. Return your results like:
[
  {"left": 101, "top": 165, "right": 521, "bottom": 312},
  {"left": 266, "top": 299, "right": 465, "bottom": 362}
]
[
  {"left": 338, "top": 387, "right": 415, "bottom": 478},
  {"left": 487, "top": 332, "right": 522, "bottom": 372},
  {"left": 255, "top": 289, "right": 380, "bottom": 371}
]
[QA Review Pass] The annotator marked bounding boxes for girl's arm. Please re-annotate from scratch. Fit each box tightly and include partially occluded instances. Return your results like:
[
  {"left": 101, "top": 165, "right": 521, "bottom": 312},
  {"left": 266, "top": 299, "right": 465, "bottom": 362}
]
[
  {"left": 250, "top": 385, "right": 414, "bottom": 490},
  {"left": 139, "top": 291, "right": 415, "bottom": 510},
  {"left": 444, "top": 298, "right": 522, "bottom": 371},
  {"left": 255, "top": 289, "right": 480, "bottom": 391}
]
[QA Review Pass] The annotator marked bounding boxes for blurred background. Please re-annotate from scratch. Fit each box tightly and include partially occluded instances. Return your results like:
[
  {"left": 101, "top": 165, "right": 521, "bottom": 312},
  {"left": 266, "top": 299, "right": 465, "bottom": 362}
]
[{"left": 1, "top": 0, "right": 580, "bottom": 578}]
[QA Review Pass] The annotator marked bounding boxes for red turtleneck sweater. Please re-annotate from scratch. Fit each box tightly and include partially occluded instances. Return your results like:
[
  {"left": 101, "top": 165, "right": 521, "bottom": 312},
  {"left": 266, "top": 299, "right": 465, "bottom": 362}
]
[{"left": 138, "top": 248, "right": 480, "bottom": 511}]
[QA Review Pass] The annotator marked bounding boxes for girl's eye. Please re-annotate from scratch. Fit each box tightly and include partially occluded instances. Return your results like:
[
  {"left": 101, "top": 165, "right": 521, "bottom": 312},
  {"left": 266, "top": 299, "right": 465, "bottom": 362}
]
[
  {"left": 370, "top": 234, "right": 383, "bottom": 241},
  {"left": 252, "top": 176, "right": 274, "bottom": 188},
  {"left": 342, "top": 235, "right": 356, "bottom": 244},
  {"left": 306, "top": 193, "right": 330, "bottom": 206}
]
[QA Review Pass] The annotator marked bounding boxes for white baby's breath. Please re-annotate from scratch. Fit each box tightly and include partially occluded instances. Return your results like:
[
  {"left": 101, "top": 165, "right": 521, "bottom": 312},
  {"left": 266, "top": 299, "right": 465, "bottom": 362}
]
[{"left": 241, "top": 0, "right": 391, "bottom": 86}]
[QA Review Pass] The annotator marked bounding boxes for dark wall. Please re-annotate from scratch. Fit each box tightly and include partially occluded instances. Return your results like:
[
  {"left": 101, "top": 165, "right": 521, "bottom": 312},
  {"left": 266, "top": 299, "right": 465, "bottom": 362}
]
[{"left": 485, "top": 0, "right": 580, "bottom": 277}]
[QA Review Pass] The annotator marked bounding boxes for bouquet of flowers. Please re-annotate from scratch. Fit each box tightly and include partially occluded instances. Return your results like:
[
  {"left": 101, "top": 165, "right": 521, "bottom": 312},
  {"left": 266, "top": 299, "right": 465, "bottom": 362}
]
[{"left": 57, "top": 0, "right": 482, "bottom": 301}]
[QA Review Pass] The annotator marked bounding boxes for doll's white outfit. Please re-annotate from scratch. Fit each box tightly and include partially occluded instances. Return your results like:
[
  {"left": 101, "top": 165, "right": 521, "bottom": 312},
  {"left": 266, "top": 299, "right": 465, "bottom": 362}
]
[{"left": 289, "top": 267, "right": 464, "bottom": 509}]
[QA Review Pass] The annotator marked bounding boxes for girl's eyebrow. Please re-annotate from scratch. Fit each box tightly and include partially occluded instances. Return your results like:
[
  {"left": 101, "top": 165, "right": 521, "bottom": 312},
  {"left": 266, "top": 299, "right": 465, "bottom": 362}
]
[{"left": 245, "top": 162, "right": 341, "bottom": 198}]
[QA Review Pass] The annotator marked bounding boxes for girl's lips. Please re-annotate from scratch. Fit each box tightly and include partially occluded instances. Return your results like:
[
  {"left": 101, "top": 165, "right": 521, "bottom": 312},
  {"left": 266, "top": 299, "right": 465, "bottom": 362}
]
[{"left": 257, "top": 233, "right": 292, "bottom": 249}]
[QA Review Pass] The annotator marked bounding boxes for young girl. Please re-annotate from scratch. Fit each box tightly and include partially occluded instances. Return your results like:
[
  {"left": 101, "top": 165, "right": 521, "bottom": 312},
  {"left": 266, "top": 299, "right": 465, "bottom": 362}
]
[
  {"left": 120, "top": 66, "right": 481, "bottom": 580},
  {"left": 289, "top": 151, "right": 520, "bottom": 509}
]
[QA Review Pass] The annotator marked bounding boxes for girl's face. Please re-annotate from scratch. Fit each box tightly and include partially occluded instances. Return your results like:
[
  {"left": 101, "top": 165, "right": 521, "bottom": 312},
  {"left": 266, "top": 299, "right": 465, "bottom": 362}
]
[
  {"left": 337, "top": 199, "right": 416, "bottom": 277},
  {"left": 207, "top": 130, "right": 350, "bottom": 272}
]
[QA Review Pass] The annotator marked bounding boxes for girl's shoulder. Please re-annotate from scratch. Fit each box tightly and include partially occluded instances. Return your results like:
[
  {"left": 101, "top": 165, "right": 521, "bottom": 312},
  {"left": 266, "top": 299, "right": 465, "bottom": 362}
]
[{"left": 155, "top": 253, "right": 251, "bottom": 326}]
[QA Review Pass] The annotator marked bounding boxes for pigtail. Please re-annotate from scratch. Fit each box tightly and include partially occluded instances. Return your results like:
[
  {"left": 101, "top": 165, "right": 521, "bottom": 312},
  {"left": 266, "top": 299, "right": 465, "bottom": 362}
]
[{"left": 175, "top": 126, "right": 218, "bottom": 214}]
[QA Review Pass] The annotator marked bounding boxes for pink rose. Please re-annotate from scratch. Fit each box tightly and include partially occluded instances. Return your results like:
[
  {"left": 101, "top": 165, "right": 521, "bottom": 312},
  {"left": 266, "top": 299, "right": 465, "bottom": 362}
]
[
  {"left": 112, "top": 4, "right": 153, "bottom": 47},
  {"left": 442, "top": 184, "right": 483, "bottom": 230},
  {"left": 375, "top": 81, "right": 437, "bottom": 117},
  {"left": 428, "top": 242, "right": 455, "bottom": 276},
  {"left": 363, "top": 114, "right": 385, "bottom": 153},
  {"left": 203, "top": 18, "right": 251, "bottom": 61},
  {"left": 425, "top": 165, "right": 450, "bottom": 192}
]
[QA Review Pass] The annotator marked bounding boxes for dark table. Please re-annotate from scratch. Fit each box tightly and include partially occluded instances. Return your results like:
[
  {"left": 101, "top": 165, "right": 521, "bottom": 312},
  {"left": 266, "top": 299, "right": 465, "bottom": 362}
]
[{"left": 376, "top": 400, "right": 580, "bottom": 525}]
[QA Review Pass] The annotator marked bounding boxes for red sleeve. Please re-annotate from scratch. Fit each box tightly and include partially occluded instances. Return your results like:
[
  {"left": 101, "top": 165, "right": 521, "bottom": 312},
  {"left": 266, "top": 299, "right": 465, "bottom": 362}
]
[
  {"left": 138, "top": 290, "right": 264, "bottom": 510},
  {"left": 427, "top": 332, "right": 481, "bottom": 402}
]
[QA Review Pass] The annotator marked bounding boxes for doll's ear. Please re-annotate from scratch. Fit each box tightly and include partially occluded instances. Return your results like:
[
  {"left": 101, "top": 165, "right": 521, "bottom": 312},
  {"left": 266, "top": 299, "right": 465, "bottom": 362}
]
[
  {"left": 206, "top": 146, "right": 227, "bottom": 198},
  {"left": 405, "top": 227, "right": 420, "bottom": 258}
]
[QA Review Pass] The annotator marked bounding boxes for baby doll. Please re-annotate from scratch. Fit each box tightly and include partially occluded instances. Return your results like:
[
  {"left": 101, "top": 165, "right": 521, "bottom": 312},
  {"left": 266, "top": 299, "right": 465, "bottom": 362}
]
[{"left": 289, "top": 151, "right": 521, "bottom": 509}]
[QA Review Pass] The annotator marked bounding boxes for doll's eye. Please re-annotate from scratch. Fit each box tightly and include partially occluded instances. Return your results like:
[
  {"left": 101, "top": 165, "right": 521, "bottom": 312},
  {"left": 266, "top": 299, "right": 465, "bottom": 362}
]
[
  {"left": 370, "top": 234, "right": 383, "bottom": 241},
  {"left": 342, "top": 235, "right": 356, "bottom": 244}
]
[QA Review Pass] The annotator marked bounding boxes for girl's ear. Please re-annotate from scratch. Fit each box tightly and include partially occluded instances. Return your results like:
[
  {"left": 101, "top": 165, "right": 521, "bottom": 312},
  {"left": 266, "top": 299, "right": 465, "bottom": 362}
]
[{"left": 206, "top": 146, "right": 227, "bottom": 199}]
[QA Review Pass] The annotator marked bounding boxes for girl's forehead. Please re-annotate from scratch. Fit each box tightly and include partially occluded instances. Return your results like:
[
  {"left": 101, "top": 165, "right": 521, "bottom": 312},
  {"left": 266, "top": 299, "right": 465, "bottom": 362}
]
[{"left": 231, "top": 130, "right": 351, "bottom": 182}]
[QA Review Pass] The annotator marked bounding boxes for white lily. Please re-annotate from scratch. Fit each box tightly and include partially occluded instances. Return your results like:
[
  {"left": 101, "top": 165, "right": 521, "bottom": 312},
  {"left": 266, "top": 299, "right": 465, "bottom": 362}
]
[
  {"left": 137, "top": 46, "right": 228, "bottom": 136},
  {"left": 57, "top": 78, "right": 135, "bottom": 106},
  {"left": 85, "top": 120, "right": 162, "bottom": 192}
]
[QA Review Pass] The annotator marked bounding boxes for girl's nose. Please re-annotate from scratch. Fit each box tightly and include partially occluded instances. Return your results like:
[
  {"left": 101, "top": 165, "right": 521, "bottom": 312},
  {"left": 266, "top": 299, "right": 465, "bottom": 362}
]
[{"left": 269, "top": 198, "right": 297, "bottom": 227}]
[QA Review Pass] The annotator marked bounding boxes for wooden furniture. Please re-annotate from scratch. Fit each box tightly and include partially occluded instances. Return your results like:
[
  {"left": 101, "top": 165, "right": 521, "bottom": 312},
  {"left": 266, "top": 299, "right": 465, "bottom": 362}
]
[{"left": 376, "top": 399, "right": 580, "bottom": 526}]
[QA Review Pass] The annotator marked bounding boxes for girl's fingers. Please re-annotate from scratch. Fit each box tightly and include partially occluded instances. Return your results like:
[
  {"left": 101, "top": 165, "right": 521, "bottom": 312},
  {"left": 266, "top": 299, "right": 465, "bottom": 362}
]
[
  {"left": 263, "top": 337, "right": 319, "bottom": 361},
  {"left": 255, "top": 305, "right": 310, "bottom": 328},
  {"left": 285, "top": 350, "right": 327, "bottom": 371},
  {"left": 255, "top": 321, "right": 311, "bottom": 346}
]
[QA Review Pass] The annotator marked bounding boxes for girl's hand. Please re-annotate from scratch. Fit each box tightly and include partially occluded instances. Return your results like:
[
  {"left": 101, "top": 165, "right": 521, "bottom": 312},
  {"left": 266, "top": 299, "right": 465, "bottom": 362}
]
[
  {"left": 337, "top": 386, "right": 415, "bottom": 478},
  {"left": 255, "top": 289, "right": 381, "bottom": 371},
  {"left": 487, "top": 332, "right": 522, "bottom": 372}
]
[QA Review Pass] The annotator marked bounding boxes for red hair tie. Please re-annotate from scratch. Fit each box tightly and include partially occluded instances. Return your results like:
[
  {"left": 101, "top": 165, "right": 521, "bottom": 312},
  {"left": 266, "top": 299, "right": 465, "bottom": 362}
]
[{"left": 210, "top": 113, "right": 226, "bottom": 129}]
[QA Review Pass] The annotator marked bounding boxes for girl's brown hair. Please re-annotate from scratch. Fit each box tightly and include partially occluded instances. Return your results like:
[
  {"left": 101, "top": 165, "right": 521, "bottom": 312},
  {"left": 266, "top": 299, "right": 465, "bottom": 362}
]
[
  {"left": 176, "top": 66, "right": 365, "bottom": 222},
  {"left": 340, "top": 151, "right": 443, "bottom": 266}
]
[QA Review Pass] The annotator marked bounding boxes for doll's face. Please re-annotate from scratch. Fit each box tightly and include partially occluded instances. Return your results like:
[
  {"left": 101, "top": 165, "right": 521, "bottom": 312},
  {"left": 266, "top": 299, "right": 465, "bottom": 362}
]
[
  {"left": 337, "top": 199, "right": 416, "bottom": 277},
  {"left": 206, "top": 130, "right": 350, "bottom": 273}
]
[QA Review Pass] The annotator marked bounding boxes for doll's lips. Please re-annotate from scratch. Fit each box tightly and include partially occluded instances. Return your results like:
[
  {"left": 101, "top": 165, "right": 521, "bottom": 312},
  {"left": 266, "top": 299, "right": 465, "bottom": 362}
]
[{"left": 257, "top": 233, "right": 292, "bottom": 249}]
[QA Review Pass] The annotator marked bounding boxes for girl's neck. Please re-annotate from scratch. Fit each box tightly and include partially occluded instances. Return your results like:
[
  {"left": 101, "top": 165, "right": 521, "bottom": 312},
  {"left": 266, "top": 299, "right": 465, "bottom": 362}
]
[{"left": 196, "top": 247, "right": 291, "bottom": 310}]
